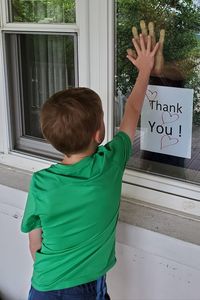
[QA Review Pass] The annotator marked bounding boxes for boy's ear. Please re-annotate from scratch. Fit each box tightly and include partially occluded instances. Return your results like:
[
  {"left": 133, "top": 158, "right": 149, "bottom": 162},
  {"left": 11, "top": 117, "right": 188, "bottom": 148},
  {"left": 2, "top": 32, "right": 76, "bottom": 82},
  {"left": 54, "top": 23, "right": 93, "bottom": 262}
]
[{"left": 94, "top": 129, "right": 102, "bottom": 144}]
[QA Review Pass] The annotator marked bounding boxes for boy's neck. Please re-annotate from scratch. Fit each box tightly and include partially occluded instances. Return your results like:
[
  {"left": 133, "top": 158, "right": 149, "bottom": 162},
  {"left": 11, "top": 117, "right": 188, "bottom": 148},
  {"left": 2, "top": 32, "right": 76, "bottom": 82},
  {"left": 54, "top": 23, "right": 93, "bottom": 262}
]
[{"left": 61, "top": 142, "right": 97, "bottom": 165}]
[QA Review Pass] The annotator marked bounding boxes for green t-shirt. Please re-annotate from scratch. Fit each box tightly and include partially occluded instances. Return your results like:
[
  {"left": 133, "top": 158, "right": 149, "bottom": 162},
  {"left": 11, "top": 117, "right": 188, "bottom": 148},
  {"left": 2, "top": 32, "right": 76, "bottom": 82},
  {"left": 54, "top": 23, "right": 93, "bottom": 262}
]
[{"left": 21, "top": 131, "right": 131, "bottom": 291}]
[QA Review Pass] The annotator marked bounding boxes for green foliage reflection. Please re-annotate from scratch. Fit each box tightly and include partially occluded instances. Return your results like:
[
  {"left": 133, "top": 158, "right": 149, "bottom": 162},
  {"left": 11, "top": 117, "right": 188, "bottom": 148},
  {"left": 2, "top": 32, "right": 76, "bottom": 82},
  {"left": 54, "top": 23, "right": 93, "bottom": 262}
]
[
  {"left": 11, "top": 0, "right": 76, "bottom": 23},
  {"left": 116, "top": 0, "right": 200, "bottom": 124}
]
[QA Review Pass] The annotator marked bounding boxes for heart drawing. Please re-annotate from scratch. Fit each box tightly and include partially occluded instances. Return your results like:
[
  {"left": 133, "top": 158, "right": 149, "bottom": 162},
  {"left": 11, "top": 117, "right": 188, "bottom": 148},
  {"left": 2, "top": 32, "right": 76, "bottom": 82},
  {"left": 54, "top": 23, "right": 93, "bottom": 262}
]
[
  {"left": 160, "top": 135, "right": 179, "bottom": 150},
  {"left": 162, "top": 111, "right": 179, "bottom": 125},
  {"left": 145, "top": 90, "right": 158, "bottom": 102}
]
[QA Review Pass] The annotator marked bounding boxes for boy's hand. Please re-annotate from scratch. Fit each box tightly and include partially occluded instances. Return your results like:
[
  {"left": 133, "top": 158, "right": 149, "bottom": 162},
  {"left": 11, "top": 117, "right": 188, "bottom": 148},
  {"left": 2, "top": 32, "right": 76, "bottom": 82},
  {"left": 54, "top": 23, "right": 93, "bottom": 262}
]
[
  {"left": 126, "top": 33, "right": 159, "bottom": 76},
  {"left": 127, "top": 21, "right": 184, "bottom": 80},
  {"left": 29, "top": 228, "right": 42, "bottom": 261}
]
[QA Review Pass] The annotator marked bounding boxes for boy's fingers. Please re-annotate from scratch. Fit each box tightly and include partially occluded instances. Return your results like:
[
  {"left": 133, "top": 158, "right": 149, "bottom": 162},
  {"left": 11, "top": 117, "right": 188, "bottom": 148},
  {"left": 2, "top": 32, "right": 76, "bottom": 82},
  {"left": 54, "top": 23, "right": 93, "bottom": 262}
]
[
  {"left": 132, "top": 26, "right": 139, "bottom": 39},
  {"left": 148, "top": 22, "right": 156, "bottom": 48},
  {"left": 139, "top": 34, "right": 145, "bottom": 53},
  {"left": 151, "top": 42, "right": 160, "bottom": 56},
  {"left": 126, "top": 55, "right": 137, "bottom": 66},
  {"left": 127, "top": 48, "right": 137, "bottom": 59},
  {"left": 132, "top": 38, "right": 141, "bottom": 55}
]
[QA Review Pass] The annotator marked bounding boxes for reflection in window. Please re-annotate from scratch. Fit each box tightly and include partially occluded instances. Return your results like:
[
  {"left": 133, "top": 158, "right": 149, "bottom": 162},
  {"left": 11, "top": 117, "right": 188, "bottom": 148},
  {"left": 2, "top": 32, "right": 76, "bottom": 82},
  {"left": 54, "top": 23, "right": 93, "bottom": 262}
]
[
  {"left": 115, "top": 0, "right": 200, "bottom": 184},
  {"left": 9, "top": 0, "right": 76, "bottom": 23}
]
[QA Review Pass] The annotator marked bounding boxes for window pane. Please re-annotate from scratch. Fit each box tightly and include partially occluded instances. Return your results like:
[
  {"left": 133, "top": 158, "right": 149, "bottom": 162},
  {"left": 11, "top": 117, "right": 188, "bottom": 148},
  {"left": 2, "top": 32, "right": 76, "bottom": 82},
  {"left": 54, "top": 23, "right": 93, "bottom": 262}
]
[
  {"left": 6, "top": 33, "right": 77, "bottom": 142},
  {"left": 115, "top": 0, "right": 200, "bottom": 184},
  {"left": 9, "top": 0, "right": 76, "bottom": 23}
]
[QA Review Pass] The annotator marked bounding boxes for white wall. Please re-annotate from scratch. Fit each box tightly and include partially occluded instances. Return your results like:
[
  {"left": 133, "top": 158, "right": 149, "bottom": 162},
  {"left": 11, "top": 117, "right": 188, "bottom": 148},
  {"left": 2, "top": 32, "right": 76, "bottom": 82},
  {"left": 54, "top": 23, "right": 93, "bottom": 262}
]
[
  {"left": 0, "top": 185, "right": 200, "bottom": 300},
  {"left": 107, "top": 224, "right": 200, "bottom": 300},
  {"left": 0, "top": 185, "right": 32, "bottom": 300}
]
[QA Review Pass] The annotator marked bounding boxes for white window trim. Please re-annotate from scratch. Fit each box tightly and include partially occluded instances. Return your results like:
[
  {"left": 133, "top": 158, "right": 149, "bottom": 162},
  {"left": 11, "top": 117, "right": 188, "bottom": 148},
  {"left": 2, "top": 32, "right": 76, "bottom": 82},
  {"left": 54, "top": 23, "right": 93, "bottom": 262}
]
[
  {"left": 123, "top": 170, "right": 200, "bottom": 216},
  {"left": 0, "top": 0, "right": 199, "bottom": 216}
]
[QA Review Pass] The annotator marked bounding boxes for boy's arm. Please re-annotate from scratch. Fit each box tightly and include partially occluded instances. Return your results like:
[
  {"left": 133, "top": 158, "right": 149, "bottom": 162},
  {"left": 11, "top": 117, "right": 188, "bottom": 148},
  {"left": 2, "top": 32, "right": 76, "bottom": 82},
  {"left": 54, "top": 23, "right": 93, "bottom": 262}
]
[
  {"left": 29, "top": 228, "right": 42, "bottom": 261},
  {"left": 119, "top": 34, "right": 159, "bottom": 141}
]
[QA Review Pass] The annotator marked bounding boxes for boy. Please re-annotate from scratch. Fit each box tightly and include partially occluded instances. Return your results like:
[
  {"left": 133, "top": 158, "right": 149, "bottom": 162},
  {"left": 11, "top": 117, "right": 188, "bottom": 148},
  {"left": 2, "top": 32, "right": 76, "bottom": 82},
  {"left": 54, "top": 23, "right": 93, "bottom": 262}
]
[{"left": 21, "top": 30, "right": 159, "bottom": 299}]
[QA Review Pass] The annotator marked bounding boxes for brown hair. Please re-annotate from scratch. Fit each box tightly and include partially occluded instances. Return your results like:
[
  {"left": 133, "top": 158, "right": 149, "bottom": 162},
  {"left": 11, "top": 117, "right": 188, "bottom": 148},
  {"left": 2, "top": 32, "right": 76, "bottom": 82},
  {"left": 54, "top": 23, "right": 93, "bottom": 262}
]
[{"left": 40, "top": 87, "right": 103, "bottom": 155}]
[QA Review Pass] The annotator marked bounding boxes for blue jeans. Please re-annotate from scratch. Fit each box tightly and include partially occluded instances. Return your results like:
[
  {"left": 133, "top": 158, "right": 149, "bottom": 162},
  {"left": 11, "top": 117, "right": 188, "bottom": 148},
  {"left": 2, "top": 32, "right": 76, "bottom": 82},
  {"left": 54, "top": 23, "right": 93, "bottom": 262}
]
[{"left": 28, "top": 275, "right": 110, "bottom": 300}]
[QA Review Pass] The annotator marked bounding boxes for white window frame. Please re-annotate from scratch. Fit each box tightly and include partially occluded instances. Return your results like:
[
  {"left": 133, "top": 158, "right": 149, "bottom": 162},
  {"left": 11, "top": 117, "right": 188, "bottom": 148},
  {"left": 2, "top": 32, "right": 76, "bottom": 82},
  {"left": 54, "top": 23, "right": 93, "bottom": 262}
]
[
  {"left": 0, "top": 0, "right": 199, "bottom": 216},
  {"left": 0, "top": 0, "right": 86, "bottom": 158}
]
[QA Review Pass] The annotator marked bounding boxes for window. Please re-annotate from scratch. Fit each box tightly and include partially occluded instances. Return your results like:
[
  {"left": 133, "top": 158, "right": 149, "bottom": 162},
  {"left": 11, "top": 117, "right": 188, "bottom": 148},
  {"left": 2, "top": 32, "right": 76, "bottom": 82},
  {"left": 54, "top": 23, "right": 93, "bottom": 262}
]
[
  {"left": 0, "top": 0, "right": 111, "bottom": 163},
  {"left": 115, "top": 0, "right": 200, "bottom": 185},
  {"left": 2, "top": 0, "right": 79, "bottom": 159},
  {"left": 6, "top": 32, "right": 77, "bottom": 158}
]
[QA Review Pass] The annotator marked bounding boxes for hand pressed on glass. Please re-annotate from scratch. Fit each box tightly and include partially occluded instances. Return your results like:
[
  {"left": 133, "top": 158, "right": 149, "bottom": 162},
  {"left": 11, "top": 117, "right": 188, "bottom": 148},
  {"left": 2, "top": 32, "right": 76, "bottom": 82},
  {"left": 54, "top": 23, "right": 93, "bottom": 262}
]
[
  {"left": 127, "top": 20, "right": 164, "bottom": 76},
  {"left": 127, "top": 20, "right": 184, "bottom": 81},
  {"left": 126, "top": 31, "right": 160, "bottom": 76}
]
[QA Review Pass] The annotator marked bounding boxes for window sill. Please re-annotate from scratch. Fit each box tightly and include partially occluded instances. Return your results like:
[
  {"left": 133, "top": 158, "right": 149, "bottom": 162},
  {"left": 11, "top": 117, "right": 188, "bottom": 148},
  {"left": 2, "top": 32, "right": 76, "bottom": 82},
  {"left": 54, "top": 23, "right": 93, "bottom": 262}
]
[
  {"left": 123, "top": 169, "right": 200, "bottom": 217},
  {"left": 119, "top": 197, "right": 200, "bottom": 246}
]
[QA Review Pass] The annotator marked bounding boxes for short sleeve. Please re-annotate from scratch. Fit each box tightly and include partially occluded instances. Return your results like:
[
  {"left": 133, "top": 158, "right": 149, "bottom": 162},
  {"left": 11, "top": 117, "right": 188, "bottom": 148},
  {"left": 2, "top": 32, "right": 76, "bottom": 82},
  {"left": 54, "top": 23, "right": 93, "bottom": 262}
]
[
  {"left": 21, "top": 175, "right": 41, "bottom": 233},
  {"left": 104, "top": 131, "right": 132, "bottom": 168}
]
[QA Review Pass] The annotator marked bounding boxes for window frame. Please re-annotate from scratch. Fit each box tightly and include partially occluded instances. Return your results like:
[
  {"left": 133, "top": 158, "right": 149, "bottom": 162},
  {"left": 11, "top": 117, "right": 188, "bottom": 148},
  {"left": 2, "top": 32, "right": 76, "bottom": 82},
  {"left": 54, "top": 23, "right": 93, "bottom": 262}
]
[
  {"left": 1, "top": 0, "right": 84, "bottom": 158},
  {"left": 0, "top": 0, "right": 113, "bottom": 154},
  {"left": 0, "top": 0, "right": 199, "bottom": 216}
]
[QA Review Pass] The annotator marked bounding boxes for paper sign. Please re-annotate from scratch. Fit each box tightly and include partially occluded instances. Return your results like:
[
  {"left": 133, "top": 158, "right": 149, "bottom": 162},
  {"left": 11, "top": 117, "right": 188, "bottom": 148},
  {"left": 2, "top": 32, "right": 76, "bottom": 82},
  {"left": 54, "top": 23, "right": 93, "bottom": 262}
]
[{"left": 141, "top": 85, "right": 193, "bottom": 158}]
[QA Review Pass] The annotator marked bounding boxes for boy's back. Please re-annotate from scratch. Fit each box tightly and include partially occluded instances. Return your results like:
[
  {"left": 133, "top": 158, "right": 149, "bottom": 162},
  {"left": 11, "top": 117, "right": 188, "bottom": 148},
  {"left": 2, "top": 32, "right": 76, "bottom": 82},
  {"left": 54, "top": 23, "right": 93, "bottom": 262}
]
[{"left": 21, "top": 131, "right": 131, "bottom": 291}]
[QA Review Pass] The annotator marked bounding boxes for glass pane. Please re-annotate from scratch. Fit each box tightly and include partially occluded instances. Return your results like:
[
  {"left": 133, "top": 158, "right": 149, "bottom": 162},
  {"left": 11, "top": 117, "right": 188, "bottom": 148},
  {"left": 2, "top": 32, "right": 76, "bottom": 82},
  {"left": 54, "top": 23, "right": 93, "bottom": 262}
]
[
  {"left": 9, "top": 0, "right": 76, "bottom": 23},
  {"left": 115, "top": 0, "right": 200, "bottom": 184},
  {"left": 6, "top": 33, "right": 77, "bottom": 139},
  {"left": 21, "top": 34, "right": 77, "bottom": 138}
]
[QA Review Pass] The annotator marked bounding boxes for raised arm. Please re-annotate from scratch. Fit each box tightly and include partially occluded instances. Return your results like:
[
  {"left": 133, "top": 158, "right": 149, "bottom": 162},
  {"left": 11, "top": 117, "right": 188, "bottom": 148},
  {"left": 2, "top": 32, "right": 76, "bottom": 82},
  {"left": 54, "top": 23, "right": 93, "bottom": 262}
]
[{"left": 119, "top": 34, "right": 159, "bottom": 141}]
